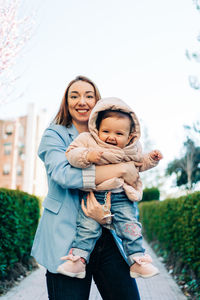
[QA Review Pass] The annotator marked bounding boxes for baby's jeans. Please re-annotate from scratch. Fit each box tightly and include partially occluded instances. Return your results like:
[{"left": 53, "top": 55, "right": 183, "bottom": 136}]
[{"left": 72, "top": 192, "right": 145, "bottom": 266}]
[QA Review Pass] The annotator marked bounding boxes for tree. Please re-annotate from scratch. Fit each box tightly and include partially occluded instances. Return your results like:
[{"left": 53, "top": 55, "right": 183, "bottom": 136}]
[
  {"left": 186, "top": 1, "right": 200, "bottom": 89},
  {"left": 186, "top": 51, "right": 200, "bottom": 90},
  {"left": 193, "top": 0, "right": 200, "bottom": 10},
  {"left": 0, "top": 0, "right": 33, "bottom": 105},
  {"left": 166, "top": 138, "right": 200, "bottom": 190},
  {"left": 184, "top": 121, "right": 200, "bottom": 137}
]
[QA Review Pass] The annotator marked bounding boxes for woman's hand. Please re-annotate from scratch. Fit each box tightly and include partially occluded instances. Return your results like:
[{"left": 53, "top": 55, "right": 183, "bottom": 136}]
[
  {"left": 81, "top": 191, "right": 111, "bottom": 225},
  {"left": 95, "top": 162, "right": 140, "bottom": 186}
]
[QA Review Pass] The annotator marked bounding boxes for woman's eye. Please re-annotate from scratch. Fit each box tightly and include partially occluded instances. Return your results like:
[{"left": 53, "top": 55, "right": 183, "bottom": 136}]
[
  {"left": 71, "top": 95, "right": 77, "bottom": 99},
  {"left": 87, "top": 95, "right": 94, "bottom": 99}
]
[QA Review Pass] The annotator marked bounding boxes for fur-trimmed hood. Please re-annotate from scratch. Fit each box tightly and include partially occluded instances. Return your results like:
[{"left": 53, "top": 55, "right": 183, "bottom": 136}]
[{"left": 88, "top": 97, "right": 141, "bottom": 148}]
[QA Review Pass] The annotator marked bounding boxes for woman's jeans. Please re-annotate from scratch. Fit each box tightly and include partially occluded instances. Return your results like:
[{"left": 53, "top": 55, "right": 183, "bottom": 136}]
[
  {"left": 46, "top": 228, "right": 140, "bottom": 300},
  {"left": 72, "top": 192, "right": 145, "bottom": 266}
]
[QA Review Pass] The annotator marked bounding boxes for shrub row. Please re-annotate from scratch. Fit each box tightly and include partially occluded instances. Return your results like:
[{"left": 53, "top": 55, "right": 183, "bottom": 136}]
[
  {"left": 142, "top": 187, "right": 160, "bottom": 202},
  {"left": 0, "top": 188, "right": 40, "bottom": 279},
  {"left": 139, "top": 192, "right": 200, "bottom": 291}
]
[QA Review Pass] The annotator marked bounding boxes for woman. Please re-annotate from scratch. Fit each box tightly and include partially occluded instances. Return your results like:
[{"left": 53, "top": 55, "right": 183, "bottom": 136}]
[{"left": 31, "top": 75, "right": 141, "bottom": 300}]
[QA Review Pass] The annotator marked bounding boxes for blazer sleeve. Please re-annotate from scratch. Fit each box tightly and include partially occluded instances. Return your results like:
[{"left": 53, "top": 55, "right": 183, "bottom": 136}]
[{"left": 38, "top": 127, "right": 95, "bottom": 189}]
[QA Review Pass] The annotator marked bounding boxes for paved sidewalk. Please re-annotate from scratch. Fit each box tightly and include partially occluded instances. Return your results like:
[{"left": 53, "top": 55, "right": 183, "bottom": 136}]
[{"left": 0, "top": 240, "right": 187, "bottom": 300}]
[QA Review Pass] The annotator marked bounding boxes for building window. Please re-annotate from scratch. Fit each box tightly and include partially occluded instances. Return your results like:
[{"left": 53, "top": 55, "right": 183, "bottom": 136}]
[
  {"left": 16, "top": 165, "right": 22, "bottom": 176},
  {"left": 18, "top": 142, "right": 25, "bottom": 156},
  {"left": 3, "top": 164, "right": 11, "bottom": 175},
  {"left": 5, "top": 125, "right": 14, "bottom": 135},
  {"left": 4, "top": 143, "right": 12, "bottom": 155}
]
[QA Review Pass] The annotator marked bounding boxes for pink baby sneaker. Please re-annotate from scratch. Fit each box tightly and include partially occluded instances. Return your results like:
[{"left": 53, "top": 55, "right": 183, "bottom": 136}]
[
  {"left": 130, "top": 254, "right": 159, "bottom": 279},
  {"left": 57, "top": 254, "right": 86, "bottom": 279}
]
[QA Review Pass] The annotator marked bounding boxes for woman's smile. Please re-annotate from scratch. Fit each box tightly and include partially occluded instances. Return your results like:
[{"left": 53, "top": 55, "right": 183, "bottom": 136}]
[{"left": 76, "top": 109, "right": 89, "bottom": 114}]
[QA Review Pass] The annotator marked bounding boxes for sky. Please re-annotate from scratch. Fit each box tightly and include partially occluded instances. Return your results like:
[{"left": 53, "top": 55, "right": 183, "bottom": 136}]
[{"left": 1, "top": 0, "right": 200, "bottom": 171}]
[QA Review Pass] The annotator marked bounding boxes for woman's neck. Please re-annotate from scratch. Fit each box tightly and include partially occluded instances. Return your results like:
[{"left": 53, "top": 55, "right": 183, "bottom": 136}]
[{"left": 72, "top": 121, "right": 89, "bottom": 133}]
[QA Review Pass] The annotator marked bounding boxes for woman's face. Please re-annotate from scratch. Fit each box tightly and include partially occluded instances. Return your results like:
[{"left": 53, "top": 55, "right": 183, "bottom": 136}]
[{"left": 67, "top": 80, "right": 96, "bottom": 130}]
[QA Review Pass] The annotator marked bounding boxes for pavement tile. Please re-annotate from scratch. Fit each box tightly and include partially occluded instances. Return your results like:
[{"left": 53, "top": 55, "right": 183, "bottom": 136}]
[
  {"left": 136, "top": 240, "right": 187, "bottom": 300},
  {"left": 0, "top": 240, "right": 187, "bottom": 300}
]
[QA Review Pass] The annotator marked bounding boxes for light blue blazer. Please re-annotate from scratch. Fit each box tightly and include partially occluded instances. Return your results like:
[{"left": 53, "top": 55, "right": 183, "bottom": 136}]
[{"left": 31, "top": 123, "right": 127, "bottom": 273}]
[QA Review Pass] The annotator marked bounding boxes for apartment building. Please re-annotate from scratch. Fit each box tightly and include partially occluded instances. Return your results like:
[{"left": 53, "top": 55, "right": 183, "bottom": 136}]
[{"left": 0, "top": 103, "right": 48, "bottom": 197}]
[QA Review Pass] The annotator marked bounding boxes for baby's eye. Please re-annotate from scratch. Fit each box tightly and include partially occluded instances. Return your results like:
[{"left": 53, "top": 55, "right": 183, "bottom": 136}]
[
  {"left": 117, "top": 132, "right": 123, "bottom": 135},
  {"left": 103, "top": 130, "right": 109, "bottom": 133}
]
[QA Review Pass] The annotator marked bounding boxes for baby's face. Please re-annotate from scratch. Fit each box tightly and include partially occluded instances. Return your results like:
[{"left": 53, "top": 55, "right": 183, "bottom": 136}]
[{"left": 98, "top": 116, "right": 133, "bottom": 148}]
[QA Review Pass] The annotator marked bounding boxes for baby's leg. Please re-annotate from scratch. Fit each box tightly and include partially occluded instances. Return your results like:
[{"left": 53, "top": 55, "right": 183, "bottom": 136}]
[
  {"left": 111, "top": 194, "right": 145, "bottom": 262},
  {"left": 57, "top": 197, "right": 102, "bottom": 279},
  {"left": 72, "top": 201, "right": 102, "bottom": 261},
  {"left": 111, "top": 193, "right": 159, "bottom": 279}
]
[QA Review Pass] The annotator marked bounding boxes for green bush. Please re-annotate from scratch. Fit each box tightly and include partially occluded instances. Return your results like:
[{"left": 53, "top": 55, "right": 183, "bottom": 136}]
[
  {"left": 141, "top": 187, "right": 160, "bottom": 202},
  {"left": 0, "top": 188, "right": 40, "bottom": 279},
  {"left": 139, "top": 192, "right": 200, "bottom": 279}
]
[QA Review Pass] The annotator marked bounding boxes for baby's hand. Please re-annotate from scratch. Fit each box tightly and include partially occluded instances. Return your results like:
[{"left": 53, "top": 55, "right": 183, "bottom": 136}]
[
  {"left": 87, "top": 150, "right": 103, "bottom": 163},
  {"left": 150, "top": 150, "right": 163, "bottom": 161}
]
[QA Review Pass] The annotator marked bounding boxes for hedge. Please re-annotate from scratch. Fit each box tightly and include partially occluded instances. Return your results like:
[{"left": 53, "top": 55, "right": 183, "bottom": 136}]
[
  {"left": 142, "top": 187, "right": 160, "bottom": 202},
  {"left": 0, "top": 188, "right": 40, "bottom": 279},
  {"left": 139, "top": 192, "right": 200, "bottom": 279}
]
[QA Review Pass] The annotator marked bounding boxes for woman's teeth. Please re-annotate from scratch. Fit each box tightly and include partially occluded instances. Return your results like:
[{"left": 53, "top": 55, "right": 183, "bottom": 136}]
[{"left": 77, "top": 110, "right": 88, "bottom": 113}]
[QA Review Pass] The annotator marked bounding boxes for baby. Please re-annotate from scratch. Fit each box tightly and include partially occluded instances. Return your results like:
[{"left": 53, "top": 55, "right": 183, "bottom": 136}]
[{"left": 57, "top": 97, "right": 163, "bottom": 279}]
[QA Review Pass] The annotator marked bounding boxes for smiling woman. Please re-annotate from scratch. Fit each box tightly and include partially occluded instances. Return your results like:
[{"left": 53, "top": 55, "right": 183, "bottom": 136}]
[{"left": 31, "top": 75, "right": 141, "bottom": 300}]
